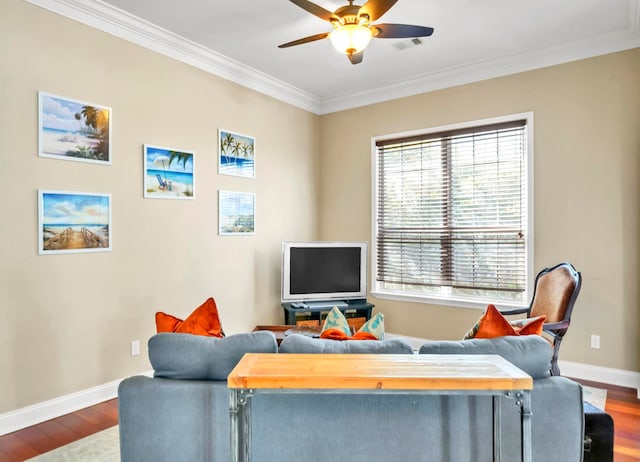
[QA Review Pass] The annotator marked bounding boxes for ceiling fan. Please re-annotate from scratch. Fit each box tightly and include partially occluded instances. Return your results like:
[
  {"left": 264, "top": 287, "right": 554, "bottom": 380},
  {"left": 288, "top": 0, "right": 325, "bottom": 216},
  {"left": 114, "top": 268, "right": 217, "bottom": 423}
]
[{"left": 278, "top": 0, "right": 434, "bottom": 65}]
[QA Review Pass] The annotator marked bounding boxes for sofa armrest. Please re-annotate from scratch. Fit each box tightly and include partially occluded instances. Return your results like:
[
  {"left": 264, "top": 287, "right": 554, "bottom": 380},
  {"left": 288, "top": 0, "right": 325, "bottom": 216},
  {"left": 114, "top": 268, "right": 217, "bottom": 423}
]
[
  {"left": 118, "top": 376, "right": 229, "bottom": 462},
  {"left": 530, "top": 376, "right": 584, "bottom": 461}
]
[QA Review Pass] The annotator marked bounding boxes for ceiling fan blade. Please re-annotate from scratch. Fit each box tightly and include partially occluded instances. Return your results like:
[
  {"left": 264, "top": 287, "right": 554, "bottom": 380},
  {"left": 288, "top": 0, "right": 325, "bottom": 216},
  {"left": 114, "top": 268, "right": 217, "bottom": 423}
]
[
  {"left": 278, "top": 32, "right": 330, "bottom": 48},
  {"left": 358, "top": 0, "right": 398, "bottom": 22},
  {"left": 371, "top": 23, "right": 434, "bottom": 38},
  {"left": 289, "top": 0, "right": 336, "bottom": 21},
  {"left": 348, "top": 51, "right": 364, "bottom": 65}
]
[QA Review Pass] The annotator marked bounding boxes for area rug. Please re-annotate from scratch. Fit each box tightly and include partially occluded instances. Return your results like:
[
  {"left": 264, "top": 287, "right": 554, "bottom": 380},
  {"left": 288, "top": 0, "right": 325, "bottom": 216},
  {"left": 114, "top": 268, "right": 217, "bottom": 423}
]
[
  {"left": 26, "top": 425, "right": 119, "bottom": 462},
  {"left": 583, "top": 385, "right": 607, "bottom": 411}
]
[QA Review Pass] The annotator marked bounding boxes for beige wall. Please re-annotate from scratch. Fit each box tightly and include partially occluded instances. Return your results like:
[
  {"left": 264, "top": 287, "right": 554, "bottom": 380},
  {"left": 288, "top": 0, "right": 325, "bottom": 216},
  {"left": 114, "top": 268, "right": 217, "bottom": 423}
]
[
  {"left": 319, "top": 48, "right": 640, "bottom": 373},
  {"left": 1, "top": 0, "right": 639, "bottom": 419},
  {"left": 0, "top": 0, "right": 320, "bottom": 413}
]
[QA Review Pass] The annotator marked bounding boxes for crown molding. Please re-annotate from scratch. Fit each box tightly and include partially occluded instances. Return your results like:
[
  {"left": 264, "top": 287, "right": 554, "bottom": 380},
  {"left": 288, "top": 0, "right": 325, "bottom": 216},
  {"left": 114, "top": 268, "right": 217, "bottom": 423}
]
[
  {"left": 25, "top": 0, "right": 640, "bottom": 115},
  {"left": 318, "top": 0, "right": 640, "bottom": 114},
  {"left": 24, "top": 0, "right": 320, "bottom": 113}
]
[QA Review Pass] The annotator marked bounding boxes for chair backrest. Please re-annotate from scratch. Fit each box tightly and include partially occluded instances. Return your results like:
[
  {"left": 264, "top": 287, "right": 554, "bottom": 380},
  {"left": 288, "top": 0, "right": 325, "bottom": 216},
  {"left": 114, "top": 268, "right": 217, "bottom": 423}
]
[{"left": 529, "top": 262, "right": 581, "bottom": 325}]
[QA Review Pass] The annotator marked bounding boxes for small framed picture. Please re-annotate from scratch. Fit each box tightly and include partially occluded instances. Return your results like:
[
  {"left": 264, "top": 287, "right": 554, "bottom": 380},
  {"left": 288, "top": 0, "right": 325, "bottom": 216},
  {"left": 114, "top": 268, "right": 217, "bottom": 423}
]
[
  {"left": 218, "top": 129, "right": 255, "bottom": 178},
  {"left": 219, "top": 190, "right": 255, "bottom": 235},
  {"left": 38, "top": 190, "right": 112, "bottom": 255},
  {"left": 38, "top": 92, "right": 112, "bottom": 165},
  {"left": 144, "top": 145, "right": 195, "bottom": 199}
]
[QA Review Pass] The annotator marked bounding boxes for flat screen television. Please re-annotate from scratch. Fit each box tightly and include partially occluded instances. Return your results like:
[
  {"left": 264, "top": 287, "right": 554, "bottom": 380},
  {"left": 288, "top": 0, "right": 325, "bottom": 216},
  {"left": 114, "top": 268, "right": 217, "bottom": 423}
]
[{"left": 281, "top": 241, "right": 367, "bottom": 304}]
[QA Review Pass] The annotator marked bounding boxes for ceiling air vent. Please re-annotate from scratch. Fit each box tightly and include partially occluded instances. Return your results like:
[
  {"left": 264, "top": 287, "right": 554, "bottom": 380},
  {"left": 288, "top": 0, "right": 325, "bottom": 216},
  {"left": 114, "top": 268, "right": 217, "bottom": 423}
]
[{"left": 392, "top": 38, "right": 424, "bottom": 51}]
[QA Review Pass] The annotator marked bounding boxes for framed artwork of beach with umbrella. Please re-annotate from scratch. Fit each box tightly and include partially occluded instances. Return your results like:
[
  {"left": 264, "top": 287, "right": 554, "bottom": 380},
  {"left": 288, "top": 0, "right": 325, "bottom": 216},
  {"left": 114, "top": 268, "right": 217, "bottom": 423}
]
[
  {"left": 144, "top": 145, "right": 195, "bottom": 199},
  {"left": 38, "top": 190, "right": 112, "bottom": 255},
  {"left": 38, "top": 92, "right": 111, "bottom": 165},
  {"left": 218, "top": 129, "right": 255, "bottom": 178}
]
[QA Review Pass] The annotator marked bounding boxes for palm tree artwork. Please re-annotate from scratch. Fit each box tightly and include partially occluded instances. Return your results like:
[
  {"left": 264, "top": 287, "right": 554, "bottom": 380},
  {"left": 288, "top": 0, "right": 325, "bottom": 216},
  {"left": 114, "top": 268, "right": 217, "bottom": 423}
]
[
  {"left": 71, "top": 105, "right": 110, "bottom": 160},
  {"left": 169, "top": 150, "right": 194, "bottom": 196},
  {"left": 144, "top": 145, "right": 194, "bottom": 199},
  {"left": 219, "top": 129, "right": 255, "bottom": 178},
  {"left": 39, "top": 93, "right": 112, "bottom": 164},
  {"left": 220, "top": 132, "right": 234, "bottom": 162}
]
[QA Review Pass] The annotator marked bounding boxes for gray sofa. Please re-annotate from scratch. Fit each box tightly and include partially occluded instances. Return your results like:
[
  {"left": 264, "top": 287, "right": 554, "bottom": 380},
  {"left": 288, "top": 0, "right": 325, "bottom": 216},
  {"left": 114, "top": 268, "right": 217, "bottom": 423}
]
[{"left": 118, "top": 332, "right": 584, "bottom": 462}]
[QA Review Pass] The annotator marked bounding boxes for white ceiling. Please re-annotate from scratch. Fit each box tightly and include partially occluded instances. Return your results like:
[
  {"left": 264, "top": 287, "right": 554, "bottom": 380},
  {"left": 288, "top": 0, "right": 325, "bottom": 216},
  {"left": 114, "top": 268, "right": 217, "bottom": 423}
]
[{"left": 29, "top": 0, "right": 640, "bottom": 114}]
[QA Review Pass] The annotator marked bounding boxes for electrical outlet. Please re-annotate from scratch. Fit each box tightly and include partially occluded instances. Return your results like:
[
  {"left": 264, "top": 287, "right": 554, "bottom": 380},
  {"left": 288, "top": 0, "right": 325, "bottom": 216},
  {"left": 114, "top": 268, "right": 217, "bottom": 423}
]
[
  {"left": 131, "top": 340, "right": 140, "bottom": 356},
  {"left": 590, "top": 334, "right": 600, "bottom": 349}
]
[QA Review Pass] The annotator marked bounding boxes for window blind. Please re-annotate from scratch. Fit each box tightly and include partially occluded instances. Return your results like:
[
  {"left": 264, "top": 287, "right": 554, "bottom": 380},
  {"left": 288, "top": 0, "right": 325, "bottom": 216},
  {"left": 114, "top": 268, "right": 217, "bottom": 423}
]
[{"left": 375, "top": 119, "right": 527, "bottom": 300}]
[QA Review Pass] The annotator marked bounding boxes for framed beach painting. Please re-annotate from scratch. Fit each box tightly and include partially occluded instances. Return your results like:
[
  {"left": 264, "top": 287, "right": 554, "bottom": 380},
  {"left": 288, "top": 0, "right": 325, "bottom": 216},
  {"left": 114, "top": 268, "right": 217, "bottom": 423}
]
[
  {"left": 144, "top": 145, "right": 195, "bottom": 199},
  {"left": 38, "top": 92, "right": 112, "bottom": 165},
  {"left": 218, "top": 129, "right": 255, "bottom": 178},
  {"left": 219, "top": 190, "right": 255, "bottom": 235},
  {"left": 38, "top": 190, "right": 112, "bottom": 255}
]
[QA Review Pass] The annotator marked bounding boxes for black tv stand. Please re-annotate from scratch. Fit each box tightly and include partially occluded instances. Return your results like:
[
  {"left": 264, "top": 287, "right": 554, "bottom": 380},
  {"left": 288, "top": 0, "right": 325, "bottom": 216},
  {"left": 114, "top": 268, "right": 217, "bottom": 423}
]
[{"left": 281, "top": 300, "right": 374, "bottom": 325}]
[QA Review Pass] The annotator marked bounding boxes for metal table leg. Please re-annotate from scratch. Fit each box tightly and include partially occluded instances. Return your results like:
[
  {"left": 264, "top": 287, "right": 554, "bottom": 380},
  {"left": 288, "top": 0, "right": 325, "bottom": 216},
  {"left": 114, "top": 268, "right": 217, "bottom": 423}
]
[
  {"left": 519, "top": 391, "right": 532, "bottom": 462},
  {"left": 230, "top": 389, "right": 253, "bottom": 462},
  {"left": 493, "top": 395, "right": 502, "bottom": 462},
  {"left": 503, "top": 390, "right": 532, "bottom": 462}
]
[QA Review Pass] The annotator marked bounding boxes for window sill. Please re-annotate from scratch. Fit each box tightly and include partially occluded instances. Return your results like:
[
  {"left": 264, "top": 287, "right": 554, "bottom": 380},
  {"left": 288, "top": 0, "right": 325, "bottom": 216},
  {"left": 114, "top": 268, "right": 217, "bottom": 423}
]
[{"left": 370, "top": 290, "right": 528, "bottom": 311}]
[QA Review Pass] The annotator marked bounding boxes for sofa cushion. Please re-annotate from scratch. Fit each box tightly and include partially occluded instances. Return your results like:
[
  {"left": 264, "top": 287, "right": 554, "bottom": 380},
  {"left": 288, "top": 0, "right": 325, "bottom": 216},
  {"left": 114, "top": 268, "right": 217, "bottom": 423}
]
[
  {"left": 149, "top": 331, "right": 277, "bottom": 380},
  {"left": 418, "top": 335, "right": 552, "bottom": 378},
  {"left": 279, "top": 333, "right": 413, "bottom": 354}
]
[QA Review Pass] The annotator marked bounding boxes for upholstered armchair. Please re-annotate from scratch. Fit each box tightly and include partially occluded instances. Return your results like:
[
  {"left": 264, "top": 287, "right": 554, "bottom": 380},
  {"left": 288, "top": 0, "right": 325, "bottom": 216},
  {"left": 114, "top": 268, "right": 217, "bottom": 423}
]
[{"left": 500, "top": 262, "right": 582, "bottom": 376}]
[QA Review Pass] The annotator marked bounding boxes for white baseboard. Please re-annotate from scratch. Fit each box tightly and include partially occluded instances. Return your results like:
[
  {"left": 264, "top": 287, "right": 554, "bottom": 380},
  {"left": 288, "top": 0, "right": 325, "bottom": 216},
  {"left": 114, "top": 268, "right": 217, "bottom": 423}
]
[
  {"left": 559, "top": 360, "right": 640, "bottom": 398},
  {"left": 0, "top": 371, "right": 153, "bottom": 436}
]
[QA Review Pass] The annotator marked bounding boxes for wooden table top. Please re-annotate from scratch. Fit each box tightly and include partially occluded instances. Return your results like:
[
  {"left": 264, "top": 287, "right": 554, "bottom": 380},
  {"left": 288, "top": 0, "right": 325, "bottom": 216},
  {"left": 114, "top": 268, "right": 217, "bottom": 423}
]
[{"left": 227, "top": 353, "right": 532, "bottom": 391}]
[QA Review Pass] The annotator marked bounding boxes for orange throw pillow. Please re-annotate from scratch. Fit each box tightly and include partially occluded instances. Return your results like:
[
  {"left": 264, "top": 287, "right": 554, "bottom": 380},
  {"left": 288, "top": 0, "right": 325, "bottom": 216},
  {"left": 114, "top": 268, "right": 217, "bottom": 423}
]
[
  {"left": 509, "top": 315, "right": 547, "bottom": 336},
  {"left": 473, "top": 304, "right": 545, "bottom": 339},
  {"left": 155, "top": 297, "right": 225, "bottom": 338},
  {"left": 319, "top": 328, "right": 379, "bottom": 341},
  {"left": 319, "top": 328, "right": 351, "bottom": 340},
  {"left": 155, "top": 312, "right": 182, "bottom": 333}
]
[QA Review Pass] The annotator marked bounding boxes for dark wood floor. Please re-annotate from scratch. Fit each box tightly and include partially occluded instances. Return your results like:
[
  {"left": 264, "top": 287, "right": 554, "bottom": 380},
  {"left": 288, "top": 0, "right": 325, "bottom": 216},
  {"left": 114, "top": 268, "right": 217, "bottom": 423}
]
[
  {"left": 573, "top": 379, "right": 640, "bottom": 462},
  {"left": 0, "top": 399, "right": 118, "bottom": 461},
  {"left": 0, "top": 382, "right": 637, "bottom": 461}
]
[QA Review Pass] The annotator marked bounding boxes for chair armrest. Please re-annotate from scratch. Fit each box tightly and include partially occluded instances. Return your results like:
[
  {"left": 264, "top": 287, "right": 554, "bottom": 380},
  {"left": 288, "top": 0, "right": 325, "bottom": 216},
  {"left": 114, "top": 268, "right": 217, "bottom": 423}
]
[
  {"left": 543, "top": 320, "right": 570, "bottom": 331},
  {"left": 499, "top": 307, "right": 529, "bottom": 316}
]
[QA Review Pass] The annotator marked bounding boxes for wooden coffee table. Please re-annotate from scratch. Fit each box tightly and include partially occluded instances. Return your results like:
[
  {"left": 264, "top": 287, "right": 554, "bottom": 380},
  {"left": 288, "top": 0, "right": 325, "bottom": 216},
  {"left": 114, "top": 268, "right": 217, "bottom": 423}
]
[{"left": 228, "top": 353, "right": 533, "bottom": 462}]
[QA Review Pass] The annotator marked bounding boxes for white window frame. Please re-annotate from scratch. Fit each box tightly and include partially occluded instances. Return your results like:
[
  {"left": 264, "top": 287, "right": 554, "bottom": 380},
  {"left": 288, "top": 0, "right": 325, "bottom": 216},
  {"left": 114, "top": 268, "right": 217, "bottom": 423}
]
[{"left": 370, "top": 112, "right": 535, "bottom": 310}]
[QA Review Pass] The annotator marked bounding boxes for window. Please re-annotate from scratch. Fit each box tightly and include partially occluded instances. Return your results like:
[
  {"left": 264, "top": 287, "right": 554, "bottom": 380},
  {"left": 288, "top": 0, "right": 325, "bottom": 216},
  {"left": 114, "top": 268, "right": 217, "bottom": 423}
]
[{"left": 372, "top": 114, "right": 533, "bottom": 308}]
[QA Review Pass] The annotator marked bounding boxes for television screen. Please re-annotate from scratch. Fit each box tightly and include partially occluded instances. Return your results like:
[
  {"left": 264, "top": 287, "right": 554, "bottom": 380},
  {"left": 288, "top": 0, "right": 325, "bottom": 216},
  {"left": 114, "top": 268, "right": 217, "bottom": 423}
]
[{"left": 282, "top": 242, "right": 367, "bottom": 303}]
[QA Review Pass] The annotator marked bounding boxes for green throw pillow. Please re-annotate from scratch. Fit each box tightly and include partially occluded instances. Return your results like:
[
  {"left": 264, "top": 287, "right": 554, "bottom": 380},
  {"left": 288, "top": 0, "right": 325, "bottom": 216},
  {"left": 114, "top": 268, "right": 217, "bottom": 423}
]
[
  {"left": 358, "top": 313, "right": 385, "bottom": 340},
  {"left": 321, "top": 307, "right": 351, "bottom": 336}
]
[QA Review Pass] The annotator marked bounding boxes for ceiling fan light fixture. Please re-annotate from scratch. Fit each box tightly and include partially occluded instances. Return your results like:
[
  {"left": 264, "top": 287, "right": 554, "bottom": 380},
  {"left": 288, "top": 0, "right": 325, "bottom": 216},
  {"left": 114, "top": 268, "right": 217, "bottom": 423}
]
[{"left": 329, "top": 24, "right": 372, "bottom": 55}]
